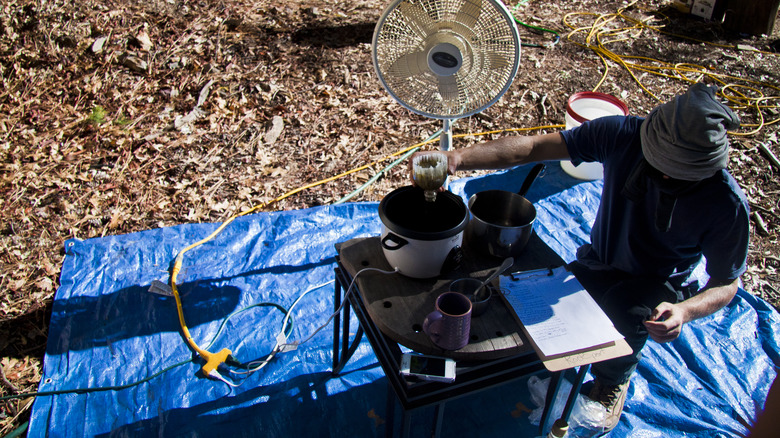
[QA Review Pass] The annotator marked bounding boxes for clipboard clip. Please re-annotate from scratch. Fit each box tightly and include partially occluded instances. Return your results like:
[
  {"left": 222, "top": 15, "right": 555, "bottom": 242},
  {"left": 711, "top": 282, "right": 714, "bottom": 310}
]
[{"left": 508, "top": 266, "right": 555, "bottom": 281}]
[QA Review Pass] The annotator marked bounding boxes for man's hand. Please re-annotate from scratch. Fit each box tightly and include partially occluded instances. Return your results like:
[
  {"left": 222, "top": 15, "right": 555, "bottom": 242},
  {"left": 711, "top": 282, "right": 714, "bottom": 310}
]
[
  {"left": 643, "top": 302, "right": 686, "bottom": 343},
  {"left": 644, "top": 278, "right": 739, "bottom": 344}
]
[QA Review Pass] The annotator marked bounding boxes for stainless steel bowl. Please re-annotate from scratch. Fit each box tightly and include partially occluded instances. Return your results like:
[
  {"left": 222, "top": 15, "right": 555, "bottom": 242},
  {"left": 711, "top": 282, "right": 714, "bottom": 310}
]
[{"left": 449, "top": 277, "right": 493, "bottom": 317}]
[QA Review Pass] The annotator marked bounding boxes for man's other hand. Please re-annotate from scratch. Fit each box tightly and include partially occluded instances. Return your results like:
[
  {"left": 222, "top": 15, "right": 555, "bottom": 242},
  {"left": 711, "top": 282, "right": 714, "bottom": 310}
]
[{"left": 643, "top": 302, "right": 685, "bottom": 343}]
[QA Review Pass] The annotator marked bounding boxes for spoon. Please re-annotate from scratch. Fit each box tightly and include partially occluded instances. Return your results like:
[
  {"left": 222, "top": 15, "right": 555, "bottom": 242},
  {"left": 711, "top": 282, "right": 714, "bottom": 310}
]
[{"left": 474, "top": 257, "right": 514, "bottom": 300}]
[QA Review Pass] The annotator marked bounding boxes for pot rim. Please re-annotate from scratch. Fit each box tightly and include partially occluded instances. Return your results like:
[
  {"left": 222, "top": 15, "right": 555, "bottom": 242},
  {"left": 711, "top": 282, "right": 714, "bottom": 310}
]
[
  {"left": 379, "top": 186, "right": 468, "bottom": 241},
  {"left": 467, "top": 190, "right": 537, "bottom": 229}
]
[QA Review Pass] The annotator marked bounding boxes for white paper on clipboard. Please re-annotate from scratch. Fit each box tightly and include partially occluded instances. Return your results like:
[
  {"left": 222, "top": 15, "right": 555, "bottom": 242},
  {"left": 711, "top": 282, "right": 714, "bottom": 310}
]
[{"left": 500, "top": 267, "right": 624, "bottom": 358}]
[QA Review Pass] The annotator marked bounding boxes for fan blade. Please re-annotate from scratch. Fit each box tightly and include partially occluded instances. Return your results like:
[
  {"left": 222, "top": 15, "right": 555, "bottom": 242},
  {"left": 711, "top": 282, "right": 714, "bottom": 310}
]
[
  {"left": 438, "top": 75, "right": 460, "bottom": 109},
  {"left": 488, "top": 52, "right": 510, "bottom": 70},
  {"left": 454, "top": 0, "right": 483, "bottom": 29},
  {"left": 397, "top": 1, "right": 436, "bottom": 40},
  {"left": 387, "top": 50, "right": 428, "bottom": 78}
]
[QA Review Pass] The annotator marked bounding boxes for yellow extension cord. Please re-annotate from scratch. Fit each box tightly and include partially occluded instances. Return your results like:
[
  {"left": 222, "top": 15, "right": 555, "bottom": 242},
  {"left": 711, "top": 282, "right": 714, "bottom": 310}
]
[
  {"left": 172, "top": 0, "right": 780, "bottom": 376},
  {"left": 562, "top": 0, "right": 780, "bottom": 136}
]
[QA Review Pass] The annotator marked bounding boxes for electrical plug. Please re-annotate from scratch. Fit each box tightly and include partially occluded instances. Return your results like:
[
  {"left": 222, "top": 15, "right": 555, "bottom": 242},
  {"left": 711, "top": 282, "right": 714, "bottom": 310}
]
[
  {"left": 278, "top": 342, "right": 298, "bottom": 353},
  {"left": 225, "top": 354, "right": 243, "bottom": 368},
  {"left": 276, "top": 332, "right": 298, "bottom": 353},
  {"left": 207, "top": 369, "right": 239, "bottom": 387}
]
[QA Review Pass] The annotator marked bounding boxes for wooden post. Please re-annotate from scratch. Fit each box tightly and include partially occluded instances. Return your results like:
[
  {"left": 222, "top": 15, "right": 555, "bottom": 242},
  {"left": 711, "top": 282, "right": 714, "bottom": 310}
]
[{"left": 722, "top": 0, "right": 780, "bottom": 35}]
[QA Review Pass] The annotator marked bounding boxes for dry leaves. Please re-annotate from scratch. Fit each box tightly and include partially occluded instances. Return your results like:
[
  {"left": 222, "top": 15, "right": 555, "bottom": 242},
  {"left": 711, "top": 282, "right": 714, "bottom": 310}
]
[{"left": 1, "top": 0, "right": 779, "bottom": 433}]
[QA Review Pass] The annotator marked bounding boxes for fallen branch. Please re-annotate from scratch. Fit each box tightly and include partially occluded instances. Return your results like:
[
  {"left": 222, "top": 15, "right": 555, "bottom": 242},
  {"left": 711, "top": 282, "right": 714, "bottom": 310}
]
[
  {"left": 765, "top": 255, "right": 780, "bottom": 264},
  {"left": 758, "top": 142, "right": 780, "bottom": 171},
  {"left": 0, "top": 363, "right": 19, "bottom": 394},
  {"left": 753, "top": 211, "right": 770, "bottom": 236}
]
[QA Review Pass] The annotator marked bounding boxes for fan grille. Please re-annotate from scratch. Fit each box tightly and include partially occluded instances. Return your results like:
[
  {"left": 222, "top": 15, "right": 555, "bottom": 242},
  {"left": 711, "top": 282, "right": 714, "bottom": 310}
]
[{"left": 373, "top": 0, "right": 520, "bottom": 119}]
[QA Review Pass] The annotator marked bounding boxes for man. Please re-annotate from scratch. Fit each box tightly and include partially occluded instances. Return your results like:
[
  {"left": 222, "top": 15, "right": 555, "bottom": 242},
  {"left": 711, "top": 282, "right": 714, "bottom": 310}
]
[{"left": 411, "top": 83, "right": 750, "bottom": 433}]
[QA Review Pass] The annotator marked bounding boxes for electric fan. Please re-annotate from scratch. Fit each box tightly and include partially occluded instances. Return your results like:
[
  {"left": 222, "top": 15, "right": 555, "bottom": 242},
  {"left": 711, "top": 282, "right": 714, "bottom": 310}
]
[{"left": 372, "top": 0, "right": 521, "bottom": 150}]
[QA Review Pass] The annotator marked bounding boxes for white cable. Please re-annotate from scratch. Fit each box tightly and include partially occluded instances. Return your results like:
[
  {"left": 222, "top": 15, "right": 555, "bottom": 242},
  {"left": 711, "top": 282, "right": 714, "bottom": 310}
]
[
  {"left": 230, "top": 280, "right": 335, "bottom": 375},
  {"left": 281, "top": 267, "right": 399, "bottom": 349},
  {"left": 280, "top": 279, "right": 336, "bottom": 345},
  {"left": 232, "top": 266, "right": 398, "bottom": 376},
  {"left": 208, "top": 369, "right": 241, "bottom": 387}
]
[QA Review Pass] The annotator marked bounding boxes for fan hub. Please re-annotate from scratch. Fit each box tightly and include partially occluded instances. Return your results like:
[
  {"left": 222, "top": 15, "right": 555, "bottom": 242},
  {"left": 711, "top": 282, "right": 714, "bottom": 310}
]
[{"left": 428, "top": 43, "right": 462, "bottom": 76}]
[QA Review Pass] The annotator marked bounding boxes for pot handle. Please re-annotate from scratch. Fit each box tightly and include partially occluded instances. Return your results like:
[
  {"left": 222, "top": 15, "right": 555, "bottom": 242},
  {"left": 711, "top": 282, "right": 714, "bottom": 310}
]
[
  {"left": 381, "top": 233, "right": 408, "bottom": 251},
  {"left": 518, "top": 163, "right": 546, "bottom": 198}
]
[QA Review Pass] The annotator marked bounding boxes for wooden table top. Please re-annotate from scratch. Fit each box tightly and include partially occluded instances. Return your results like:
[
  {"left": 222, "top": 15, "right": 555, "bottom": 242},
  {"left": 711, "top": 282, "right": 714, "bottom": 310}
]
[{"left": 336, "top": 232, "right": 565, "bottom": 361}]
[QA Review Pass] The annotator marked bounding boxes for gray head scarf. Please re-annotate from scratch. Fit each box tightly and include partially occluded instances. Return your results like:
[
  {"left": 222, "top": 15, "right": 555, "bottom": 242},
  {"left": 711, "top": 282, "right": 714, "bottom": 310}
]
[{"left": 640, "top": 83, "right": 740, "bottom": 181}]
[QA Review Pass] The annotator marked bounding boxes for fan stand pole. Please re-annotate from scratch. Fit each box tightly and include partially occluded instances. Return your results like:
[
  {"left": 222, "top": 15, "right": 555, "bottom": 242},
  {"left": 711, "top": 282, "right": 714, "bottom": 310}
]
[
  {"left": 439, "top": 118, "right": 454, "bottom": 190},
  {"left": 440, "top": 119, "right": 453, "bottom": 151}
]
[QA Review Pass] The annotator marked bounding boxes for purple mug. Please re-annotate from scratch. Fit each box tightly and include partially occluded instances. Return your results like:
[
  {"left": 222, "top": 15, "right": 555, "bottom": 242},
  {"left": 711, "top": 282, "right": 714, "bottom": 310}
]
[{"left": 423, "top": 292, "right": 472, "bottom": 350}]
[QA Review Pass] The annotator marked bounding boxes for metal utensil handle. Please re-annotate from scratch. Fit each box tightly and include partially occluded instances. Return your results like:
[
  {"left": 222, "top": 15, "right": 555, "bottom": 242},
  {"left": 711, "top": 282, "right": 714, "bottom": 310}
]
[
  {"left": 478, "top": 257, "right": 514, "bottom": 296},
  {"left": 517, "top": 163, "right": 546, "bottom": 198}
]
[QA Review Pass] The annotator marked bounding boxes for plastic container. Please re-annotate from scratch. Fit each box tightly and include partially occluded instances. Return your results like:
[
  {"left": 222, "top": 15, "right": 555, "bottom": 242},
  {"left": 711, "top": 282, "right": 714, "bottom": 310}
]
[{"left": 561, "top": 92, "right": 629, "bottom": 180}]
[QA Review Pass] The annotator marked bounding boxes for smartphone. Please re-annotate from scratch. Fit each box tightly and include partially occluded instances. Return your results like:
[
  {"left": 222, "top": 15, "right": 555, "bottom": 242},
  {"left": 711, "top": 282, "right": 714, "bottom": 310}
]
[{"left": 400, "top": 353, "right": 456, "bottom": 383}]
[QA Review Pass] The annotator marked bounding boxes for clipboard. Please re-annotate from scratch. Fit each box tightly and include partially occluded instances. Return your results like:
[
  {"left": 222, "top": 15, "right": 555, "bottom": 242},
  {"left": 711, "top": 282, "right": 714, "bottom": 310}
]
[{"left": 498, "top": 267, "right": 632, "bottom": 372}]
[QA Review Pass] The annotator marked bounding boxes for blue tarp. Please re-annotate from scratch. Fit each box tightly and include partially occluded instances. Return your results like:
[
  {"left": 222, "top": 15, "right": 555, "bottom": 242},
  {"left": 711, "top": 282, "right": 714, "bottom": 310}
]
[{"left": 30, "top": 163, "right": 779, "bottom": 437}]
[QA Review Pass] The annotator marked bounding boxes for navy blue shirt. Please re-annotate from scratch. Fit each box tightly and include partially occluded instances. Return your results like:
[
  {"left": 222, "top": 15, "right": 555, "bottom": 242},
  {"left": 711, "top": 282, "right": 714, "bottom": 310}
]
[{"left": 560, "top": 115, "right": 749, "bottom": 284}]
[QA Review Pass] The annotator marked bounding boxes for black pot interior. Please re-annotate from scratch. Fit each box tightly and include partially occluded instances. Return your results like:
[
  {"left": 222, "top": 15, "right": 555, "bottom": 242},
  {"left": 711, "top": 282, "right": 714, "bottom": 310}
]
[
  {"left": 379, "top": 186, "right": 467, "bottom": 238},
  {"left": 470, "top": 190, "right": 536, "bottom": 227}
]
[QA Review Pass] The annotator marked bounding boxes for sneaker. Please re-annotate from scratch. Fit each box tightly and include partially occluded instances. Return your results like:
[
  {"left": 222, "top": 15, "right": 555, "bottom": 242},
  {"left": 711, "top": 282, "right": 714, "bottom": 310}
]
[{"left": 586, "top": 379, "right": 630, "bottom": 433}]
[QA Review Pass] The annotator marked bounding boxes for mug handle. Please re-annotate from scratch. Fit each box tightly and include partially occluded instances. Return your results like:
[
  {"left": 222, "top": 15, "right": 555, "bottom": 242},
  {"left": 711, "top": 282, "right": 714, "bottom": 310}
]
[{"left": 423, "top": 311, "right": 443, "bottom": 343}]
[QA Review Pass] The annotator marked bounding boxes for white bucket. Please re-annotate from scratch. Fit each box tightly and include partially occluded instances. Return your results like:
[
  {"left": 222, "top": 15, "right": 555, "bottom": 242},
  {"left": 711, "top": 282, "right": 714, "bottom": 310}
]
[{"left": 561, "top": 92, "right": 629, "bottom": 180}]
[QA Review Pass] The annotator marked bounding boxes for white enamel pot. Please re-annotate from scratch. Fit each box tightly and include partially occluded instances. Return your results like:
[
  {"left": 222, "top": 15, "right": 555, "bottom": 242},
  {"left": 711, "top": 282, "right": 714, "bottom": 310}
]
[{"left": 379, "top": 186, "right": 467, "bottom": 278}]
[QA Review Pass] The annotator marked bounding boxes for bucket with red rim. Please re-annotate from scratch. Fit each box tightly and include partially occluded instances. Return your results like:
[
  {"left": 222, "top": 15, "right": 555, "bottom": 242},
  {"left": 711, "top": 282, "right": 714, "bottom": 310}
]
[{"left": 561, "top": 92, "right": 629, "bottom": 180}]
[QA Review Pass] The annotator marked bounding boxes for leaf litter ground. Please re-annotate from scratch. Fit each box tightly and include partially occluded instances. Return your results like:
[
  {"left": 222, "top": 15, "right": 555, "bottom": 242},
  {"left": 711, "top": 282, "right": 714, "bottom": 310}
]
[{"left": 1, "top": 0, "right": 779, "bottom": 433}]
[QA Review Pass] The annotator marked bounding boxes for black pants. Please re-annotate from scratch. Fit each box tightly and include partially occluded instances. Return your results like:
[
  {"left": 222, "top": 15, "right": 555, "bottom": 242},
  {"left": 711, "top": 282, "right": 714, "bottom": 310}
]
[{"left": 568, "top": 261, "right": 685, "bottom": 386}]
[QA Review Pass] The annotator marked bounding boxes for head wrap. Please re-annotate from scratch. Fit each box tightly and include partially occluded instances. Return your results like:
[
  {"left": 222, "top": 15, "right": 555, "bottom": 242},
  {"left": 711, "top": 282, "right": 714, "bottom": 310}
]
[{"left": 640, "top": 83, "right": 740, "bottom": 181}]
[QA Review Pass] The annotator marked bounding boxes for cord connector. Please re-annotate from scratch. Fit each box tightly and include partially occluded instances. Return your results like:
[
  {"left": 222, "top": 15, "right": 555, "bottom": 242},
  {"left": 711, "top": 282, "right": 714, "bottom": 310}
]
[{"left": 200, "top": 348, "right": 232, "bottom": 375}]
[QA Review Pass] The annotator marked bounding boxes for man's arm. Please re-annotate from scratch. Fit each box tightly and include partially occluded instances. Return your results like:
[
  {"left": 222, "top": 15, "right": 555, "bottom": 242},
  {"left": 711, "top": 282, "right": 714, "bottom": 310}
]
[
  {"left": 409, "top": 132, "right": 571, "bottom": 179},
  {"left": 643, "top": 277, "right": 739, "bottom": 343},
  {"left": 447, "top": 132, "right": 570, "bottom": 172}
]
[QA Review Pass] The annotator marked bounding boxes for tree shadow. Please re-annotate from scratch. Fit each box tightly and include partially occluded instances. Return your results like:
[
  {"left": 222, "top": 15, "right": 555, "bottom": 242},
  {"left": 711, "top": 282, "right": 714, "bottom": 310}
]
[
  {"left": 291, "top": 22, "right": 374, "bottom": 48},
  {"left": 90, "top": 362, "right": 542, "bottom": 438},
  {"left": 0, "top": 300, "right": 52, "bottom": 359},
  {"left": 45, "top": 258, "right": 335, "bottom": 356},
  {"left": 94, "top": 365, "right": 391, "bottom": 438}
]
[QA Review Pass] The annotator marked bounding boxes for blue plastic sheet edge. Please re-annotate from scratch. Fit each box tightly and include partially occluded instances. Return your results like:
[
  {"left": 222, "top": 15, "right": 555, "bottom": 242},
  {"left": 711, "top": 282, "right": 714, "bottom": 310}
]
[{"left": 29, "top": 163, "right": 780, "bottom": 437}]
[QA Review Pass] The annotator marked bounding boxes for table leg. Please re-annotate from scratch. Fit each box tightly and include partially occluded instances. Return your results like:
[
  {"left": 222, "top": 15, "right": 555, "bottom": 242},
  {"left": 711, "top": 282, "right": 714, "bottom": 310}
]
[
  {"left": 539, "top": 370, "right": 564, "bottom": 434},
  {"left": 332, "top": 269, "right": 353, "bottom": 375},
  {"left": 401, "top": 409, "right": 412, "bottom": 438},
  {"left": 540, "top": 365, "right": 592, "bottom": 434},
  {"left": 340, "top": 293, "right": 351, "bottom": 367},
  {"left": 384, "top": 381, "right": 412, "bottom": 438},
  {"left": 385, "top": 381, "right": 396, "bottom": 438},
  {"left": 332, "top": 268, "right": 366, "bottom": 375},
  {"left": 332, "top": 269, "right": 342, "bottom": 373},
  {"left": 432, "top": 402, "right": 446, "bottom": 438},
  {"left": 560, "top": 364, "right": 590, "bottom": 424}
]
